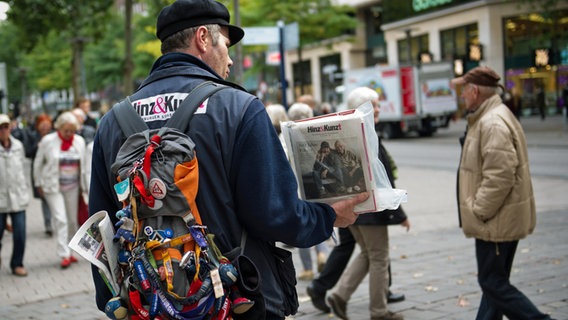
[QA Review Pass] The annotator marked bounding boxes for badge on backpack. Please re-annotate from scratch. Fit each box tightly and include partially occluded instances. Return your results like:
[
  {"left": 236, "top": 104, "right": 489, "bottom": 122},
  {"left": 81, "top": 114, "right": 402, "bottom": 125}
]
[
  {"left": 114, "top": 179, "right": 130, "bottom": 202},
  {"left": 149, "top": 178, "right": 167, "bottom": 200}
]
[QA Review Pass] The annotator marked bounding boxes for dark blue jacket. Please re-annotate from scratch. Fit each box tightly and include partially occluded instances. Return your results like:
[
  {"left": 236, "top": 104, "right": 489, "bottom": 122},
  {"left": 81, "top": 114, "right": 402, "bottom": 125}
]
[{"left": 89, "top": 53, "right": 336, "bottom": 317}]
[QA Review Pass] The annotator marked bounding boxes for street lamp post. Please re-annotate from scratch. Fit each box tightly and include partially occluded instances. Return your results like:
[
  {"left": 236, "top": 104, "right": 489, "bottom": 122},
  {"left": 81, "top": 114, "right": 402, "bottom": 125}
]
[{"left": 233, "top": 0, "right": 243, "bottom": 85}]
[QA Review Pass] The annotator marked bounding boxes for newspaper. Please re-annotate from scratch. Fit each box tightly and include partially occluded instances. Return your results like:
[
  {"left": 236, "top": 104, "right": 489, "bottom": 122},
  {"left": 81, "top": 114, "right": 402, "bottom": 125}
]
[
  {"left": 282, "top": 101, "right": 407, "bottom": 213},
  {"left": 68, "top": 210, "right": 120, "bottom": 295}
]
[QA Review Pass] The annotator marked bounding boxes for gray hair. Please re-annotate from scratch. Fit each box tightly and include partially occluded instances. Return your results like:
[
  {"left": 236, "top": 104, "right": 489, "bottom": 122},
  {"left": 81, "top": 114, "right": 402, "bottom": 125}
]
[
  {"left": 161, "top": 24, "right": 221, "bottom": 54},
  {"left": 476, "top": 84, "right": 499, "bottom": 99},
  {"left": 287, "top": 102, "right": 313, "bottom": 121},
  {"left": 54, "top": 111, "right": 80, "bottom": 130},
  {"left": 265, "top": 104, "right": 289, "bottom": 134},
  {"left": 347, "top": 87, "right": 379, "bottom": 109}
]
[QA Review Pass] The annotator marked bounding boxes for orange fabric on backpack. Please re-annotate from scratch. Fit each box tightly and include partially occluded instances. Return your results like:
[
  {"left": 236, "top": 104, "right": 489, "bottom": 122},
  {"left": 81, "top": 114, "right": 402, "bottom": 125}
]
[{"left": 174, "top": 157, "right": 202, "bottom": 225}]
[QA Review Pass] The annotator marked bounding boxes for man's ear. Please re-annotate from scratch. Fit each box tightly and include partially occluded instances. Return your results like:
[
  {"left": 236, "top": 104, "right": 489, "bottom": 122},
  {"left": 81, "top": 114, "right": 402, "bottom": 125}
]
[{"left": 194, "top": 26, "right": 209, "bottom": 53}]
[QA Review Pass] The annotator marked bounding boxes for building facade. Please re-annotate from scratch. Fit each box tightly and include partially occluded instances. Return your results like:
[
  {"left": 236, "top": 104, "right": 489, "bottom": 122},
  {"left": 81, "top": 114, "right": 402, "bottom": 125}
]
[{"left": 284, "top": 0, "right": 568, "bottom": 115}]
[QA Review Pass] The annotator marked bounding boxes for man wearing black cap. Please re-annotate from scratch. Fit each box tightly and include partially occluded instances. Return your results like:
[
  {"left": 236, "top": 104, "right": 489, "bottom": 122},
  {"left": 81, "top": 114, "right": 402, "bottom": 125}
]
[
  {"left": 89, "top": 0, "right": 368, "bottom": 319},
  {"left": 455, "top": 66, "right": 555, "bottom": 320}
]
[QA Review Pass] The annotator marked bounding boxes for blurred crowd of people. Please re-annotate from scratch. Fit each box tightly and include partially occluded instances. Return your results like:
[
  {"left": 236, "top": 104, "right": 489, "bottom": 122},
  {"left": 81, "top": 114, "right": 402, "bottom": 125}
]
[{"left": 0, "top": 97, "right": 99, "bottom": 274}]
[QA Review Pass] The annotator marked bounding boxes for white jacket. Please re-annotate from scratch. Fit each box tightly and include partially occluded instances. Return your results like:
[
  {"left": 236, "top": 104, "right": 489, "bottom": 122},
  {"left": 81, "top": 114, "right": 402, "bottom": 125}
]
[
  {"left": 33, "top": 132, "right": 86, "bottom": 194},
  {"left": 0, "top": 136, "right": 30, "bottom": 212}
]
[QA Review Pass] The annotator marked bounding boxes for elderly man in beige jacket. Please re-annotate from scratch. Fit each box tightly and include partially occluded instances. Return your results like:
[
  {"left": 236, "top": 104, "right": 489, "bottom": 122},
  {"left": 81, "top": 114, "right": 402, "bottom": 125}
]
[{"left": 454, "top": 66, "right": 554, "bottom": 320}]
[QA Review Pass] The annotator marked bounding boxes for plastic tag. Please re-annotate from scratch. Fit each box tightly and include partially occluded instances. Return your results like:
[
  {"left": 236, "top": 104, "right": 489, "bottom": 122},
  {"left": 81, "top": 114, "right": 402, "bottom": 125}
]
[
  {"left": 114, "top": 179, "right": 130, "bottom": 202},
  {"left": 210, "top": 268, "right": 224, "bottom": 298}
]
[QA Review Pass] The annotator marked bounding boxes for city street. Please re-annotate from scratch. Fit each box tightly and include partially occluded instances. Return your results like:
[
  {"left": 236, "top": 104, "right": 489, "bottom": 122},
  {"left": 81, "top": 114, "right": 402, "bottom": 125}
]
[{"left": 0, "top": 115, "right": 567, "bottom": 320}]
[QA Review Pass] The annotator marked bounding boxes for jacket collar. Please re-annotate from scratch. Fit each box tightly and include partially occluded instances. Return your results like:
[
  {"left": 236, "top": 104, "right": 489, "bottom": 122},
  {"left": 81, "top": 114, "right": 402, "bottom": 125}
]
[
  {"left": 138, "top": 52, "right": 245, "bottom": 92},
  {"left": 467, "top": 94, "right": 502, "bottom": 126},
  {"left": 150, "top": 52, "right": 215, "bottom": 74}
]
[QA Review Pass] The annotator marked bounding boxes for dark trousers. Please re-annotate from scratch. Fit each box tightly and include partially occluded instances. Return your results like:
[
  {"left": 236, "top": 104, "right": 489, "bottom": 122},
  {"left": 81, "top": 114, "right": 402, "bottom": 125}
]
[
  {"left": 312, "top": 227, "right": 395, "bottom": 295},
  {"left": 0, "top": 211, "right": 26, "bottom": 270},
  {"left": 311, "top": 227, "right": 356, "bottom": 294},
  {"left": 475, "top": 239, "right": 552, "bottom": 320}
]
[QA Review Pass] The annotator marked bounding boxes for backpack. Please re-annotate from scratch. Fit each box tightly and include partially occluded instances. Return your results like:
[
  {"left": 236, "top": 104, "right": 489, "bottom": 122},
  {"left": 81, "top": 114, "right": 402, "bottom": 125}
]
[{"left": 106, "top": 81, "right": 258, "bottom": 320}]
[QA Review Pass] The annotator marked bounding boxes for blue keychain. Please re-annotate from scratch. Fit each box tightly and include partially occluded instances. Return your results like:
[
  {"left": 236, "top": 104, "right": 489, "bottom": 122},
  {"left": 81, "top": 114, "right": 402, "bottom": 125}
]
[{"left": 188, "top": 226, "right": 208, "bottom": 249}]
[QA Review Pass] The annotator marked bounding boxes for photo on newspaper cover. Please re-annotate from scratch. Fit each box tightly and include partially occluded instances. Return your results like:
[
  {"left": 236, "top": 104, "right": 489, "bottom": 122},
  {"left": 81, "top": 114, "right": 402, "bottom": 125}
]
[{"left": 282, "top": 110, "right": 377, "bottom": 213}]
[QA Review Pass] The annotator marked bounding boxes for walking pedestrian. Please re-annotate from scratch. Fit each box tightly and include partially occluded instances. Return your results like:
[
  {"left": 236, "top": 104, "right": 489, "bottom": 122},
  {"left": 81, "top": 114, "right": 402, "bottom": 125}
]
[
  {"left": 88, "top": 0, "right": 367, "bottom": 318},
  {"left": 454, "top": 66, "right": 555, "bottom": 320},
  {"left": 29, "top": 114, "right": 54, "bottom": 236},
  {"left": 536, "top": 84, "right": 546, "bottom": 120},
  {"left": 0, "top": 114, "right": 30, "bottom": 277},
  {"left": 562, "top": 82, "right": 568, "bottom": 125},
  {"left": 33, "top": 111, "right": 86, "bottom": 269},
  {"left": 74, "top": 97, "right": 98, "bottom": 130},
  {"left": 324, "top": 87, "right": 408, "bottom": 320}
]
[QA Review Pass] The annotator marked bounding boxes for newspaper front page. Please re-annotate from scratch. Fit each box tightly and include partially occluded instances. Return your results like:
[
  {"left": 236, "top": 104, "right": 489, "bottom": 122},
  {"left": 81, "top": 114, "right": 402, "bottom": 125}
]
[
  {"left": 282, "top": 102, "right": 407, "bottom": 214},
  {"left": 282, "top": 109, "right": 378, "bottom": 213},
  {"left": 68, "top": 210, "right": 120, "bottom": 295}
]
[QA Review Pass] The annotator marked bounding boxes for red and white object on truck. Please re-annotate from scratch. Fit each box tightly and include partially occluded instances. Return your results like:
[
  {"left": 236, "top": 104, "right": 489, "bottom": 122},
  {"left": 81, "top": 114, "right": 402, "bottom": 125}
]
[{"left": 343, "top": 62, "right": 457, "bottom": 139}]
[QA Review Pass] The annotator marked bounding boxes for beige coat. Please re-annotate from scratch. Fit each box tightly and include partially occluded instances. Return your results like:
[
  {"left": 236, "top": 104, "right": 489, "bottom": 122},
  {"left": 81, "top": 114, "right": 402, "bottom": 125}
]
[{"left": 458, "top": 94, "right": 535, "bottom": 242}]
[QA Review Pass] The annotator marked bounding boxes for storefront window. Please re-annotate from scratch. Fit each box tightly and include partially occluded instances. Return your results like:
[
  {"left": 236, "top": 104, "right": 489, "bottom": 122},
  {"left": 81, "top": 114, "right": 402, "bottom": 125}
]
[
  {"left": 440, "top": 23, "right": 478, "bottom": 62},
  {"left": 504, "top": 10, "right": 568, "bottom": 116},
  {"left": 504, "top": 10, "right": 568, "bottom": 68},
  {"left": 365, "top": 5, "right": 388, "bottom": 65},
  {"left": 293, "top": 60, "right": 312, "bottom": 101},
  {"left": 397, "top": 34, "right": 429, "bottom": 65},
  {"left": 319, "top": 54, "right": 342, "bottom": 107}
]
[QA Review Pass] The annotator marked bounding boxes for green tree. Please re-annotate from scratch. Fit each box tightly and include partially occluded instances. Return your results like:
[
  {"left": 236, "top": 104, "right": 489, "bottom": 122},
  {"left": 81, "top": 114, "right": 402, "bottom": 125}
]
[
  {"left": 0, "top": 20, "right": 26, "bottom": 106},
  {"left": 81, "top": 7, "right": 158, "bottom": 103},
  {"left": 22, "top": 30, "right": 72, "bottom": 92},
  {"left": 236, "top": 0, "right": 357, "bottom": 92},
  {"left": 7, "top": 0, "right": 113, "bottom": 104},
  {"left": 239, "top": 0, "right": 356, "bottom": 46}
]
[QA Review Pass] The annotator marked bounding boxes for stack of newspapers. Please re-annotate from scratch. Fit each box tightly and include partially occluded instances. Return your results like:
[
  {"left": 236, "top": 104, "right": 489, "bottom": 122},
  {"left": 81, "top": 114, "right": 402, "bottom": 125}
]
[{"left": 282, "top": 101, "right": 407, "bottom": 214}]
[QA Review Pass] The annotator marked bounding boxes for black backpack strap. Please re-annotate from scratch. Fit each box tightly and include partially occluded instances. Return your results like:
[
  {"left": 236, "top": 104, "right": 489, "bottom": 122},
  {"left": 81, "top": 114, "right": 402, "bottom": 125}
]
[
  {"left": 112, "top": 97, "right": 148, "bottom": 137},
  {"left": 165, "top": 81, "right": 228, "bottom": 132}
]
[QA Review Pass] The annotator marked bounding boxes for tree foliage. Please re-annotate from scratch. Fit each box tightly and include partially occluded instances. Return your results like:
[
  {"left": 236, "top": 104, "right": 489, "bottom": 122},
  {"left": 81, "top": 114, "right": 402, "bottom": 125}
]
[
  {"left": 7, "top": 0, "right": 113, "bottom": 102},
  {"left": 22, "top": 30, "right": 71, "bottom": 91},
  {"left": 7, "top": 0, "right": 113, "bottom": 51},
  {"left": 1, "top": 0, "right": 358, "bottom": 107},
  {"left": 239, "top": 0, "right": 356, "bottom": 46},
  {"left": 0, "top": 20, "right": 25, "bottom": 103}
]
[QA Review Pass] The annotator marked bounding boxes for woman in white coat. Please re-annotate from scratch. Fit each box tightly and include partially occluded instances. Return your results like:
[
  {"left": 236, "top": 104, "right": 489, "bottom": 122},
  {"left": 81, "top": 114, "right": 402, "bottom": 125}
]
[
  {"left": 0, "top": 114, "right": 30, "bottom": 276},
  {"left": 33, "top": 111, "right": 86, "bottom": 268}
]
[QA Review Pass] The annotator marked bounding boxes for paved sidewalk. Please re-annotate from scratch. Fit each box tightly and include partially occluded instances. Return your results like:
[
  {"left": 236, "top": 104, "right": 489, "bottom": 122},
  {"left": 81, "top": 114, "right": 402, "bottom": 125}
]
[{"left": 1, "top": 115, "right": 566, "bottom": 319}]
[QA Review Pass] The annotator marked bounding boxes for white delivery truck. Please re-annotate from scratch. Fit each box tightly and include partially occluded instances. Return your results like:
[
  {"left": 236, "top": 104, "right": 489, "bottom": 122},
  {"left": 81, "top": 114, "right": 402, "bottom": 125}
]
[{"left": 343, "top": 62, "right": 457, "bottom": 139}]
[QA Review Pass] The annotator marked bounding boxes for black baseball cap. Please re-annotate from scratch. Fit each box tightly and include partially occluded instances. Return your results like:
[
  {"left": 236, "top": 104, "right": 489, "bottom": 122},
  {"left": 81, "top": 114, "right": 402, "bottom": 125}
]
[{"left": 156, "top": 0, "right": 244, "bottom": 46}]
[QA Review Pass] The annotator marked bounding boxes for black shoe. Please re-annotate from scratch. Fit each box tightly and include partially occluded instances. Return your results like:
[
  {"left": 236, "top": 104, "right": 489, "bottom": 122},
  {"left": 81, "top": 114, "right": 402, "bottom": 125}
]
[
  {"left": 387, "top": 291, "right": 405, "bottom": 303},
  {"left": 306, "top": 284, "right": 330, "bottom": 313},
  {"left": 327, "top": 293, "right": 349, "bottom": 320}
]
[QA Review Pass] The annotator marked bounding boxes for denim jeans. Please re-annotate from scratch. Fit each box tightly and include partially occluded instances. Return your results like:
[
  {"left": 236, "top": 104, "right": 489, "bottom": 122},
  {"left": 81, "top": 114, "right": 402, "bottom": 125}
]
[
  {"left": 475, "top": 239, "right": 552, "bottom": 320},
  {"left": 0, "top": 210, "right": 26, "bottom": 270},
  {"left": 299, "top": 242, "right": 330, "bottom": 271}
]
